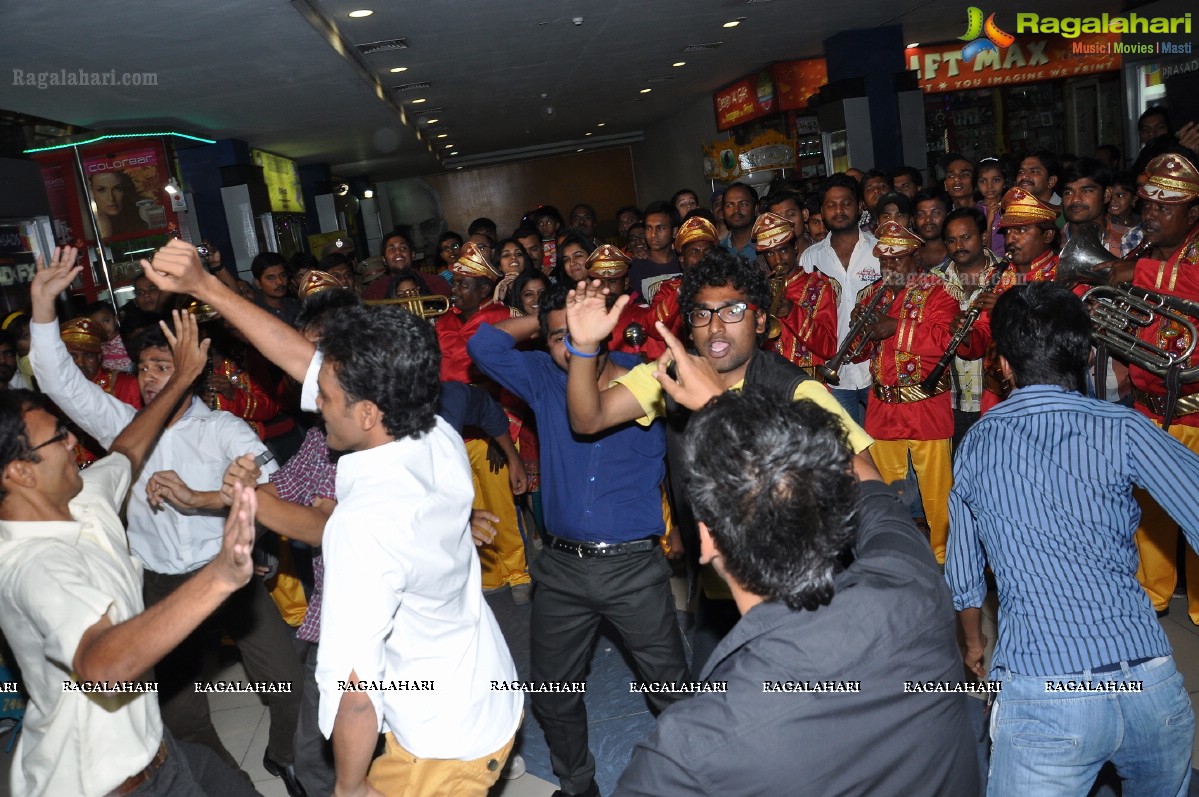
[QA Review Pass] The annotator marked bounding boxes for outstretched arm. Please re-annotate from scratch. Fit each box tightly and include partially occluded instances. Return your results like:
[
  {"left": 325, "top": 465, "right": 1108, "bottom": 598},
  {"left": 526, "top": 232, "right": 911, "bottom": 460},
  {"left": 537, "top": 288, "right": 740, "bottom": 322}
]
[
  {"left": 141, "top": 240, "right": 315, "bottom": 382},
  {"left": 73, "top": 483, "right": 258, "bottom": 683}
]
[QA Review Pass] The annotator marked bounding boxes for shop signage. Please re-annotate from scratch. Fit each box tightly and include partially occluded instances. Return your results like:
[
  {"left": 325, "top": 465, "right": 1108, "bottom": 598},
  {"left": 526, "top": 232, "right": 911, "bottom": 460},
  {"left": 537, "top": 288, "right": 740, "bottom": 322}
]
[
  {"left": 772, "top": 59, "right": 828, "bottom": 112},
  {"left": 714, "top": 71, "right": 776, "bottom": 132},
  {"left": 905, "top": 33, "right": 1121, "bottom": 92}
]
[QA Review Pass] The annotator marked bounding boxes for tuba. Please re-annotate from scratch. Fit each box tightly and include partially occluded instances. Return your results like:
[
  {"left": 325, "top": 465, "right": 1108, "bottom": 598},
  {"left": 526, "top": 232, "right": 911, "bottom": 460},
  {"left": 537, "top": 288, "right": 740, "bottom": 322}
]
[
  {"left": 365, "top": 294, "right": 451, "bottom": 320},
  {"left": 1056, "top": 222, "right": 1153, "bottom": 285}
]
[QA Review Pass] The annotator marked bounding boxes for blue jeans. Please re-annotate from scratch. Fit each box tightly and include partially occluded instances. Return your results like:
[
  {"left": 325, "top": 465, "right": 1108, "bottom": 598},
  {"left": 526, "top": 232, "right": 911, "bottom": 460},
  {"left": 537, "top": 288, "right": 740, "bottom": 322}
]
[
  {"left": 988, "top": 656, "right": 1194, "bottom": 797},
  {"left": 830, "top": 387, "right": 870, "bottom": 429}
]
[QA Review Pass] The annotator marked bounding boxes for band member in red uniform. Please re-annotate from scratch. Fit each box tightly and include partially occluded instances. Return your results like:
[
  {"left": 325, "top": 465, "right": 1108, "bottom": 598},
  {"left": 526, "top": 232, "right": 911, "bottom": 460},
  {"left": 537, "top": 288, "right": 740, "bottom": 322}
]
[
  {"left": 648, "top": 216, "right": 720, "bottom": 344},
  {"left": 585, "top": 244, "right": 662, "bottom": 359},
  {"left": 979, "top": 188, "right": 1060, "bottom": 411},
  {"left": 859, "top": 222, "right": 986, "bottom": 563},
  {"left": 1108, "top": 152, "right": 1199, "bottom": 622},
  {"left": 437, "top": 242, "right": 531, "bottom": 600},
  {"left": 752, "top": 211, "right": 838, "bottom": 376}
]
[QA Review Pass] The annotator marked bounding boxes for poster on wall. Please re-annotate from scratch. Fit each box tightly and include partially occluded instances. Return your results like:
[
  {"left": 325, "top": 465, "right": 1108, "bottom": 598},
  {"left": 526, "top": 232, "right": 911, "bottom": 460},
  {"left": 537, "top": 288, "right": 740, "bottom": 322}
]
[
  {"left": 252, "top": 149, "right": 306, "bottom": 214},
  {"left": 80, "top": 142, "right": 171, "bottom": 241}
]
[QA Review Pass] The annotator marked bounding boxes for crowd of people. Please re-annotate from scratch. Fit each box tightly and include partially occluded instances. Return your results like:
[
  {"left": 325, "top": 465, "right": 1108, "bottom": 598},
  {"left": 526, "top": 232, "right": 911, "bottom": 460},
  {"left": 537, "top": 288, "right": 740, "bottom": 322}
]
[{"left": 1, "top": 103, "right": 1199, "bottom": 797}]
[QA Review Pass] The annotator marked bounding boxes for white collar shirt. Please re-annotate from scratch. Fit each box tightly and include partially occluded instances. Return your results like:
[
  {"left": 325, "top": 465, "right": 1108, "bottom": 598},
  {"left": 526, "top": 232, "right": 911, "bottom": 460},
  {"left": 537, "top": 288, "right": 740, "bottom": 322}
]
[
  {"left": 0, "top": 453, "right": 162, "bottom": 797},
  {"left": 30, "top": 322, "right": 276, "bottom": 573},
  {"left": 301, "top": 353, "right": 521, "bottom": 759}
]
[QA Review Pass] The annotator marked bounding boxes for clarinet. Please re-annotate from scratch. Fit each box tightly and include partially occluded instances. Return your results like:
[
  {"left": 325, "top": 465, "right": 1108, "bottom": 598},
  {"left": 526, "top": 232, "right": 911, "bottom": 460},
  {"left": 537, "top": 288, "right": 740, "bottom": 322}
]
[{"left": 919, "top": 259, "right": 1012, "bottom": 394}]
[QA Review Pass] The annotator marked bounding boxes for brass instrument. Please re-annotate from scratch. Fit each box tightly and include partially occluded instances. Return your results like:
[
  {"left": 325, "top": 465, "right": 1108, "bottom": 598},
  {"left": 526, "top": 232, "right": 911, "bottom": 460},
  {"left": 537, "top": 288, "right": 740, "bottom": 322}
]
[
  {"left": 365, "top": 294, "right": 451, "bottom": 320},
  {"left": 766, "top": 266, "right": 787, "bottom": 340},
  {"left": 1056, "top": 222, "right": 1153, "bottom": 286},
  {"left": 1081, "top": 283, "right": 1199, "bottom": 428},
  {"left": 816, "top": 283, "right": 896, "bottom": 385},
  {"left": 919, "top": 259, "right": 1011, "bottom": 394}
]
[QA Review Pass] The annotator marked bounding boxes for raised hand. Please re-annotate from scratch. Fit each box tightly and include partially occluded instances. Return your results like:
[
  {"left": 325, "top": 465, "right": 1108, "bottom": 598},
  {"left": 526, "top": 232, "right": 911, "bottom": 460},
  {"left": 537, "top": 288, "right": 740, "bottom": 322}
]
[
  {"left": 566, "top": 279, "right": 629, "bottom": 349},
  {"left": 30, "top": 246, "right": 82, "bottom": 321},
  {"left": 211, "top": 482, "right": 258, "bottom": 591},
  {"left": 160, "top": 309, "right": 210, "bottom": 386},
  {"left": 140, "top": 239, "right": 214, "bottom": 299},
  {"left": 651, "top": 321, "right": 725, "bottom": 411}
]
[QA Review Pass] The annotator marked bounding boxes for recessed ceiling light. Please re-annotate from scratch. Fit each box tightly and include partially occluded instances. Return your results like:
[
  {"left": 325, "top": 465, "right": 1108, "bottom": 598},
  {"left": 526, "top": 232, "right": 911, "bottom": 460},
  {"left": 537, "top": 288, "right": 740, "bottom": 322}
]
[
  {"left": 363, "top": 189, "right": 374, "bottom": 198},
  {"left": 597, "top": 122, "right": 606, "bottom": 127},
  {"left": 444, "top": 143, "right": 453, "bottom": 148},
  {"left": 577, "top": 149, "right": 584, "bottom": 152},
  {"left": 451, "top": 151, "right": 459, "bottom": 155},
  {"left": 906, "top": 42, "right": 920, "bottom": 48},
  {"left": 436, "top": 133, "right": 448, "bottom": 138},
  {"left": 348, "top": 9, "right": 373, "bottom": 18},
  {"left": 585, "top": 132, "right": 593, "bottom": 136},
  {"left": 411, "top": 98, "right": 426, "bottom": 104},
  {"left": 672, "top": 61, "right": 686, "bottom": 67},
  {"left": 723, "top": 18, "right": 743, "bottom": 28},
  {"left": 389, "top": 67, "right": 408, "bottom": 73},
  {"left": 425, "top": 118, "right": 439, "bottom": 124},
  {"left": 457, "top": 166, "right": 463, "bottom": 169},
  {"left": 640, "top": 88, "right": 652, "bottom": 94}
]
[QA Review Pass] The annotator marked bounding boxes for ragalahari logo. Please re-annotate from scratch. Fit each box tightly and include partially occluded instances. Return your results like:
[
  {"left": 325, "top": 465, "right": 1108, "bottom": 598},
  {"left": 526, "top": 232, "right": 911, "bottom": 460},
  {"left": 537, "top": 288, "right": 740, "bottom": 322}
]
[{"left": 958, "top": 7, "right": 1015, "bottom": 62}]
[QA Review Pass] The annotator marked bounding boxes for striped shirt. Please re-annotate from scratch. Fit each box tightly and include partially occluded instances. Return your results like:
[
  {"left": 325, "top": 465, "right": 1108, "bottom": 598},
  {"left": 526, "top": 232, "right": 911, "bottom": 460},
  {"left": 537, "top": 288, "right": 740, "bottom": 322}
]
[{"left": 946, "top": 384, "right": 1199, "bottom": 675}]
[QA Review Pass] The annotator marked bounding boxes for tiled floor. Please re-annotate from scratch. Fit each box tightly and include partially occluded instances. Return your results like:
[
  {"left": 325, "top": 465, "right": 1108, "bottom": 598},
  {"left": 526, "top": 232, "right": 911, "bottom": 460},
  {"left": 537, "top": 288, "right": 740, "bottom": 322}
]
[{"left": 4, "top": 591, "right": 1199, "bottom": 796}]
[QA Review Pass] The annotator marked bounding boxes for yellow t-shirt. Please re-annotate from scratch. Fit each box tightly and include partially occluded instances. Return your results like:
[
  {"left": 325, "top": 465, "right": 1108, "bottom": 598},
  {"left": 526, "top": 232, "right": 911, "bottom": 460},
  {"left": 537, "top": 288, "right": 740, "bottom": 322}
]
[
  {"left": 611, "top": 361, "right": 874, "bottom": 454},
  {"left": 610, "top": 361, "right": 875, "bottom": 599}
]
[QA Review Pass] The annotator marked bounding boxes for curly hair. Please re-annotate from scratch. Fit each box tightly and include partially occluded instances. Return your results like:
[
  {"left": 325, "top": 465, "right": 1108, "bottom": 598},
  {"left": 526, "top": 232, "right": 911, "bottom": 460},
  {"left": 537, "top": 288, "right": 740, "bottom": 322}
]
[
  {"left": 319, "top": 306, "right": 440, "bottom": 441},
  {"left": 683, "top": 387, "right": 858, "bottom": 611},
  {"left": 678, "top": 248, "right": 772, "bottom": 345}
]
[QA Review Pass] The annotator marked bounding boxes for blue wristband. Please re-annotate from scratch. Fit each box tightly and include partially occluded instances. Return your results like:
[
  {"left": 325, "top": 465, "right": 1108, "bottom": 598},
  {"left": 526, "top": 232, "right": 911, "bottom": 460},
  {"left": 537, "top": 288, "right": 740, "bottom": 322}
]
[{"left": 564, "top": 334, "right": 599, "bottom": 358}]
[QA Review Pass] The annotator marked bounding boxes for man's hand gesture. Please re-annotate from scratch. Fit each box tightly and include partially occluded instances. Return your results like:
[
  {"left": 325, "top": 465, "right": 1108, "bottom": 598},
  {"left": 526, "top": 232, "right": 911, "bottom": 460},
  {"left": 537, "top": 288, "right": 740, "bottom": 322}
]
[
  {"left": 141, "top": 239, "right": 215, "bottom": 300},
  {"left": 652, "top": 321, "right": 725, "bottom": 411},
  {"left": 211, "top": 482, "right": 258, "bottom": 592},
  {"left": 30, "top": 246, "right": 82, "bottom": 322},
  {"left": 160, "top": 309, "right": 210, "bottom": 387},
  {"left": 566, "top": 279, "right": 629, "bottom": 351}
]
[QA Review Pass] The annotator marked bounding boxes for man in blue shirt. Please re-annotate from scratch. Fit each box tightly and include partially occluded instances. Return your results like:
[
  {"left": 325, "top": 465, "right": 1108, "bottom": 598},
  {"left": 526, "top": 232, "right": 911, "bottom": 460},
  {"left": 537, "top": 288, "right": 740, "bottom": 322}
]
[
  {"left": 468, "top": 285, "right": 690, "bottom": 797},
  {"left": 946, "top": 282, "right": 1199, "bottom": 796}
]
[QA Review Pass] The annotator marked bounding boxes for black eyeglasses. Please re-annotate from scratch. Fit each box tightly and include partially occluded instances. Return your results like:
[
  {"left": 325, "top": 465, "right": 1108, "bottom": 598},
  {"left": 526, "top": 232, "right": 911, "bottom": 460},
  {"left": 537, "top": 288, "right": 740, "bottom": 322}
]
[
  {"left": 686, "top": 301, "right": 758, "bottom": 328},
  {"left": 28, "top": 427, "right": 69, "bottom": 454}
]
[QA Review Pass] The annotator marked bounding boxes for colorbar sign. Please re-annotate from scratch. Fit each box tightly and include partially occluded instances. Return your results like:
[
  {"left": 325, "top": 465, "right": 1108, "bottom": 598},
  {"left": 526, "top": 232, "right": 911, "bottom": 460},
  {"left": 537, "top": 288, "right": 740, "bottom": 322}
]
[{"left": 905, "top": 33, "right": 1121, "bottom": 92}]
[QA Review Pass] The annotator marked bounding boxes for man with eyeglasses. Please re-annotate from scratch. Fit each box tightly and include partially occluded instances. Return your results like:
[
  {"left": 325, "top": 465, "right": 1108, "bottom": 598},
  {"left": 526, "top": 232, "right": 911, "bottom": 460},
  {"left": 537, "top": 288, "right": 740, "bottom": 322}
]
[
  {"left": 719, "top": 182, "right": 759, "bottom": 262},
  {"left": 566, "top": 248, "right": 873, "bottom": 669},
  {"left": 363, "top": 230, "right": 451, "bottom": 301},
  {"left": 26, "top": 248, "right": 304, "bottom": 793},
  {"left": 0, "top": 292, "right": 263, "bottom": 797}
]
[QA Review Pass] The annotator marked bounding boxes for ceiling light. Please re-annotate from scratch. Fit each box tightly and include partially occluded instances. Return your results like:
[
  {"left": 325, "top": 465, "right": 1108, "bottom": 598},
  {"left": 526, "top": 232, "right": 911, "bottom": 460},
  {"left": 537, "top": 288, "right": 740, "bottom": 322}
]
[
  {"left": 723, "top": 18, "right": 743, "bottom": 28},
  {"left": 672, "top": 61, "right": 686, "bottom": 67},
  {"left": 424, "top": 118, "right": 439, "bottom": 124},
  {"left": 577, "top": 149, "right": 584, "bottom": 152},
  {"left": 444, "top": 144, "right": 453, "bottom": 148},
  {"left": 640, "top": 88, "right": 652, "bottom": 94},
  {"left": 451, "top": 151, "right": 459, "bottom": 155},
  {"left": 597, "top": 122, "right": 606, "bottom": 127},
  {"left": 411, "top": 98, "right": 426, "bottom": 104},
  {"left": 363, "top": 189, "right": 374, "bottom": 199},
  {"left": 585, "top": 132, "right": 592, "bottom": 136},
  {"left": 436, "top": 133, "right": 447, "bottom": 138},
  {"left": 389, "top": 67, "right": 408, "bottom": 73},
  {"left": 348, "top": 9, "right": 373, "bottom": 17},
  {"left": 906, "top": 42, "right": 920, "bottom": 48}
]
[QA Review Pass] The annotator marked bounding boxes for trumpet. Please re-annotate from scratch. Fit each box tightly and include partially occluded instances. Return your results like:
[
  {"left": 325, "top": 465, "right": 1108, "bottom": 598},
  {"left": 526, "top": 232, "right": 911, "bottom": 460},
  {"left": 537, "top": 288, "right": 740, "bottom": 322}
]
[
  {"left": 365, "top": 294, "right": 451, "bottom": 320},
  {"left": 1082, "top": 283, "right": 1199, "bottom": 428},
  {"left": 816, "top": 283, "right": 895, "bottom": 385},
  {"left": 766, "top": 262, "right": 787, "bottom": 340},
  {"left": 919, "top": 258, "right": 1011, "bottom": 394}
]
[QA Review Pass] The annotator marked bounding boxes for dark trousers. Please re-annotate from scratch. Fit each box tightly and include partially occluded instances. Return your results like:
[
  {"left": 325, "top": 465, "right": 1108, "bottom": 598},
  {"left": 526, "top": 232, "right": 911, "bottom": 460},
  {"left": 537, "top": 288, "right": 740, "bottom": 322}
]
[
  {"left": 292, "top": 639, "right": 336, "bottom": 796},
  {"left": 135, "top": 729, "right": 261, "bottom": 797},
  {"left": 529, "top": 545, "right": 691, "bottom": 794},
  {"left": 143, "top": 570, "right": 303, "bottom": 772},
  {"left": 952, "top": 409, "right": 980, "bottom": 456}
]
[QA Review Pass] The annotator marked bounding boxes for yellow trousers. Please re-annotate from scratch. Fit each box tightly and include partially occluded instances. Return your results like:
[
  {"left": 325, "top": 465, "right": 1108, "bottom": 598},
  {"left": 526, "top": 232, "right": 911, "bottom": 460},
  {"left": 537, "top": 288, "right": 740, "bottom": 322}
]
[
  {"left": 266, "top": 538, "right": 308, "bottom": 627},
  {"left": 368, "top": 731, "right": 515, "bottom": 797},
  {"left": 466, "top": 439, "right": 529, "bottom": 589},
  {"left": 871, "top": 438, "right": 953, "bottom": 563},
  {"left": 1134, "top": 423, "right": 1199, "bottom": 622}
]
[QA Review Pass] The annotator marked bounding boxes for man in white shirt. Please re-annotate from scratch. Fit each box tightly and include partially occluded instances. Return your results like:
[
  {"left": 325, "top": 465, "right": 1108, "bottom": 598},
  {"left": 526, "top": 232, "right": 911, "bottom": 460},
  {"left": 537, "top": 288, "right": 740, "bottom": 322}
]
[
  {"left": 26, "top": 248, "right": 303, "bottom": 792},
  {"left": 0, "top": 279, "right": 260, "bottom": 797},
  {"left": 799, "top": 173, "right": 883, "bottom": 426},
  {"left": 145, "top": 239, "right": 522, "bottom": 797}
]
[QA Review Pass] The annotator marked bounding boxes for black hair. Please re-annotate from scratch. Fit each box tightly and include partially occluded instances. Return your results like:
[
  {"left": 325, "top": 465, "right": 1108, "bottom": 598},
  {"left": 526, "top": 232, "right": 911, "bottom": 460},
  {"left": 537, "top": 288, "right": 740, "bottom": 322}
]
[
  {"left": 382, "top": 229, "right": 413, "bottom": 251},
  {"left": 0, "top": 390, "right": 49, "bottom": 500},
  {"left": 506, "top": 267, "right": 549, "bottom": 313},
  {"left": 1022, "top": 149, "right": 1061, "bottom": 185},
  {"left": 533, "top": 206, "right": 564, "bottom": 229},
  {"left": 976, "top": 156, "right": 1010, "bottom": 183},
  {"left": 319, "top": 305, "right": 440, "bottom": 441},
  {"left": 873, "top": 191, "right": 912, "bottom": 220},
  {"left": 764, "top": 190, "right": 802, "bottom": 213},
  {"left": 553, "top": 232, "right": 597, "bottom": 283},
  {"left": 723, "top": 182, "right": 760, "bottom": 208},
  {"left": 683, "top": 207, "right": 718, "bottom": 224},
  {"left": 820, "top": 173, "right": 862, "bottom": 205},
  {"left": 513, "top": 224, "right": 540, "bottom": 241},
  {"left": 297, "top": 288, "right": 361, "bottom": 335},
  {"left": 643, "top": 200, "right": 680, "bottom": 229},
  {"left": 1111, "top": 170, "right": 1138, "bottom": 194},
  {"left": 913, "top": 191, "right": 950, "bottom": 216},
  {"left": 861, "top": 168, "right": 891, "bottom": 187},
  {"left": 569, "top": 204, "right": 597, "bottom": 222},
  {"left": 83, "top": 300, "right": 116, "bottom": 318},
  {"left": 942, "top": 206, "right": 988, "bottom": 239},
  {"left": 319, "top": 252, "right": 353, "bottom": 272},
  {"left": 131, "top": 323, "right": 207, "bottom": 398},
  {"left": 679, "top": 248, "right": 771, "bottom": 345},
  {"left": 537, "top": 283, "right": 571, "bottom": 342},
  {"left": 615, "top": 205, "right": 643, "bottom": 223},
  {"left": 803, "top": 193, "right": 823, "bottom": 216},
  {"left": 671, "top": 189, "right": 699, "bottom": 207},
  {"left": 892, "top": 166, "right": 922, "bottom": 187},
  {"left": 385, "top": 268, "right": 429, "bottom": 299},
  {"left": 938, "top": 152, "right": 974, "bottom": 178},
  {"left": 1095, "top": 144, "right": 1121, "bottom": 165},
  {"left": 251, "top": 252, "right": 288, "bottom": 281},
  {"left": 1138, "top": 106, "right": 1170, "bottom": 133},
  {"left": 991, "top": 283, "right": 1089, "bottom": 393},
  {"left": 684, "top": 387, "right": 858, "bottom": 610},
  {"left": 1062, "top": 157, "right": 1113, "bottom": 191},
  {"left": 468, "top": 217, "right": 498, "bottom": 240}
]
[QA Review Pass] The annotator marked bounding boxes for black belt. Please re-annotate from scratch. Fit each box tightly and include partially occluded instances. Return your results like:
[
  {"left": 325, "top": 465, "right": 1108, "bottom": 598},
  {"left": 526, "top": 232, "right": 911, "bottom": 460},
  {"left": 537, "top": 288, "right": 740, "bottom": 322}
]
[
  {"left": 1077, "top": 655, "right": 1154, "bottom": 675},
  {"left": 543, "top": 531, "right": 659, "bottom": 558}
]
